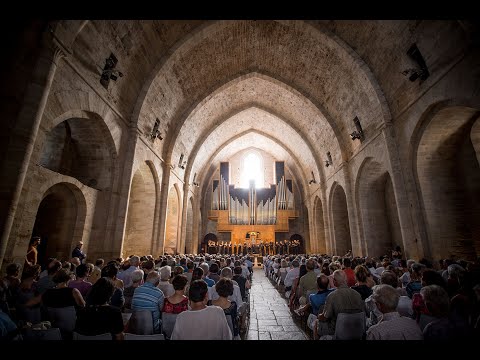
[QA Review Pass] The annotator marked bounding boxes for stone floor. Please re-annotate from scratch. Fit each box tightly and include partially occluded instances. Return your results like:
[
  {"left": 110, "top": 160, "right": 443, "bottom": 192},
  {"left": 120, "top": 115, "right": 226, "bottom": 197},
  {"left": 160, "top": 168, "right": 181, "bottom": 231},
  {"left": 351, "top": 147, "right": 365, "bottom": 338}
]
[{"left": 246, "top": 266, "right": 308, "bottom": 340}]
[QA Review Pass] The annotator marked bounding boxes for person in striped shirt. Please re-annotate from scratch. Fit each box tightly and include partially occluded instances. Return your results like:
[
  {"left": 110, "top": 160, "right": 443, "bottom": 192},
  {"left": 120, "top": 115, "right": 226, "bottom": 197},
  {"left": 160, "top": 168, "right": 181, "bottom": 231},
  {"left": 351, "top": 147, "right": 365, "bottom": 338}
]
[{"left": 131, "top": 271, "right": 164, "bottom": 333}]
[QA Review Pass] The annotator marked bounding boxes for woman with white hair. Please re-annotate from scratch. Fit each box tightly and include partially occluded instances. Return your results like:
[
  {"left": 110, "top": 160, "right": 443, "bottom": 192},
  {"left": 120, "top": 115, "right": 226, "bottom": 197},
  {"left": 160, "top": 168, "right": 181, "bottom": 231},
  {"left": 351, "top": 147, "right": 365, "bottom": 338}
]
[{"left": 158, "top": 266, "right": 174, "bottom": 298}]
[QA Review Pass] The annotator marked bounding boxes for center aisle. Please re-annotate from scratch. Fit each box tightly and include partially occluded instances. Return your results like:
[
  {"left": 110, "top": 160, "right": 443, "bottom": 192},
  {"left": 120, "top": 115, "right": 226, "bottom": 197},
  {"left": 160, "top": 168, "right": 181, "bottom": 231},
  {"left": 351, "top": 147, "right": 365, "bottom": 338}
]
[{"left": 246, "top": 267, "right": 308, "bottom": 340}]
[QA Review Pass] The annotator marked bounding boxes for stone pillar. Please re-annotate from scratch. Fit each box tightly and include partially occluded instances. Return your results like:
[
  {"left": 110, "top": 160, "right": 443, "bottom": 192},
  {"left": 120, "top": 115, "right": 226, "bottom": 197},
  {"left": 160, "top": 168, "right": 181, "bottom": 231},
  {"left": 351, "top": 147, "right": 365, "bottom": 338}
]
[
  {"left": 381, "top": 125, "right": 422, "bottom": 260},
  {"left": 191, "top": 194, "right": 201, "bottom": 254},
  {"left": 0, "top": 38, "right": 66, "bottom": 270},
  {"left": 320, "top": 187, "right": 331, "bottom": 255},
  {"left": 342, "top": 163, "right": 363, "bottom": 257},
  {"left": 153, "top": 162, "right": 171, "bottom": 256},
  {"left": 106, "top": 125, "right": 139, "bottom": 260},
  {"left": 177, "top": 182, "right": 190, "bottom": 255}
]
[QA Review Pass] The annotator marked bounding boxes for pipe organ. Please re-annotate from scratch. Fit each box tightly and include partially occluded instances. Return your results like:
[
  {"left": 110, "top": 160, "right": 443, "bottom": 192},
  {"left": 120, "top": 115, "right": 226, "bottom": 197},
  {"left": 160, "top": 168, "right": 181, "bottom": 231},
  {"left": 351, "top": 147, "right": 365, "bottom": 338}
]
[{"left": 208, "top": 161, "right": 298, "bottom": 246}]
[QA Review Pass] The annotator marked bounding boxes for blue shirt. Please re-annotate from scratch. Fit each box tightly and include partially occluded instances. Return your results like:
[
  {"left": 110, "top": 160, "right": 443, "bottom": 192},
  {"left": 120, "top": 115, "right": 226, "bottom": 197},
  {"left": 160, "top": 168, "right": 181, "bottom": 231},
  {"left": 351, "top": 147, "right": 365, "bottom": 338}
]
[
  {"left": 132, "top": 282, "right": 164, "bottom": 333},
  {"left": 309, "top": 289, "right": 335, "bottom": 315}
]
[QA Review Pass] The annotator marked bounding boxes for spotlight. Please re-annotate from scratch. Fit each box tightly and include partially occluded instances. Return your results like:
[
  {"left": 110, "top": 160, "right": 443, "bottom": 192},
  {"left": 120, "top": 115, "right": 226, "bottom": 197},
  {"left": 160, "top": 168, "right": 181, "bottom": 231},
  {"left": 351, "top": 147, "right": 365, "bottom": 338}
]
[
  {"left": 350, "top": 116, "right": 364, "bottom": 141},
  {"left": 100, "top": 53, "right": 123, "bottom": 89},
  {"left": 325, "top": 151, "right": 333, "bottom": 167},
  {"left": 402, "top": 43, "right": 430, "bottom": 82},
  {"left": 308, "top": 171, "right": 316, "bottom": 186}
]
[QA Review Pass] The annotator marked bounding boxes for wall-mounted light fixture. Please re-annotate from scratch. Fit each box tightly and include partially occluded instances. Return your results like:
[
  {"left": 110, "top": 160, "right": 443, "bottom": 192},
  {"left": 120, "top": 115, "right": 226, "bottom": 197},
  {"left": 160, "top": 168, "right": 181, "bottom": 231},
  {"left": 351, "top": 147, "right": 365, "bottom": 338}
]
[
  {"left": 100, "top": 53, "right": 123, "bottom": 89},
  {"left": 150, "top": 118, "right": 163, "bottom": 140},
  {"left": 178, "top": 154, "right": 187, "bottom": 170},
  {"left": 325, "top": 151, "right": 333, "bottom": 167},
  {"left": 350, "top": 116, "right": 364, "bottom": 141},
  {"left": 401, "top": 43, "right": 430, "bottom": 82},
  {"left": 308, "top": 171, "right": 317, "bottom": 186},
  {"left": 192, "top": 173, "right": 200, "bottom": 187}
]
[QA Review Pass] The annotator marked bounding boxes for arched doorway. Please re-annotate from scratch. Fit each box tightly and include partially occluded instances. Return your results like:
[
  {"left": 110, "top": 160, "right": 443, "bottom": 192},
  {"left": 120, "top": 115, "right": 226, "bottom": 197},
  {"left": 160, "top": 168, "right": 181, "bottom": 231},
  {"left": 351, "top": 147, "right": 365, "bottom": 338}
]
[
  {"left": 330, "top": 184, "right": 353, "bottom": 256},
  {"left": 123, "top": 162, "right": 157, "bottom": 258},
  {"left": 357, "top": 160, "right": 402, "bottom": 258},
  {"left": 185, "top": 197, "right": 194, "bottom": 254},
  {"left": 314, "top": 196, "right": 326, "bottom": 254},
  {"left": 165, "top": 186, "right": 180, "bottom": 255},
  {"left": 39, "top": 115, "right": 116, "bottom": 256},
  {"left": 33, "top": 183, "right": 86, "bottom": 268},
  {"left": 415, "top": 106, "right": 480, "bottom": 260}
]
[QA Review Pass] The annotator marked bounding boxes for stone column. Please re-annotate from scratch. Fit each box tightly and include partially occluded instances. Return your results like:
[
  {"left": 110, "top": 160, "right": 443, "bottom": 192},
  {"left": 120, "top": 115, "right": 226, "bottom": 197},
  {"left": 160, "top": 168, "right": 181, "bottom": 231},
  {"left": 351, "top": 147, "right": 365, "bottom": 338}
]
[
  {"left": 153, "top": 161, "right": 172, "bottom": 256},
  {"left": 177, "top": 182, "right": 190, "bottom": 255},
  {"left": 381, "top": 125, "right": 422, "bottom": 260},
  {"left": 342, "top": 163, "right": 363, "bottom": 257},
  {"left": 320, "top": 187, "right": 331, "bottom": 255},
  {"left": 0, "top": 38, "right": 66, "bottom": 270},
  {"left": 191, "top": 194, "right": 201, "bottom": 254}
]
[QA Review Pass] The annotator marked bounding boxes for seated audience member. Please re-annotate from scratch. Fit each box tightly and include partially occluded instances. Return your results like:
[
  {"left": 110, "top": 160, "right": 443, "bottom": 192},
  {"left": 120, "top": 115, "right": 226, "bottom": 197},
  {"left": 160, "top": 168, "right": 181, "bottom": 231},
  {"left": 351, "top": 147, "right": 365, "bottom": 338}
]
[
  {"left": 208, "top": 278, "right": 240, "bottom": 339},
  {"left": 199, "top": 263, "right": 215, "bottom": 287},
  {"left": 366, "top": 284, "right": 423, "bottom": 340},
  {"left": 171, "top": 280, "right": 232, "bottom": 340},
  {"left": 3, "top": 263, "right": 21, "bottom": 308},
  {"left": 42, "top": 269, "right": 85, "bottom": 309},
  {"left": 68, "top": 264, "right": 92, "bottom": 299},
  {"left": 0, "top": 309, "right": 19, "bottom": 340},
  {"left": 208, "top": 267, "right": 244, "bottom": 314},
  {"left": 316, "top": 270, "right": 365, "bottom": 337},
  {"left": 342, "top": 258, "right": 356, "bottom": 287},
  {"left": 352, "top": 265, "right": 373, "bottom": 300},
  {"left": 158, "top": 266, "right": 174, "bottom": 298},
  {"left": 232, "top": 266, "right": 250, "bottom": 301},
  {"left": 15, "top": 265, "right": 42, "bottom": 325},
  {"left": 36, "top": 260, "right": 62, "bottom": 295},
  {"left": 406, "top": 263, "right": 425, "bottom": 299},
  {"left": 208, "top": 263, "right": 221, "bottom": 284},
  {"left": 412, "top": 269, "right": 447, "bottom": 323},
  {"left": 421, "top": 284, "right": 472, "bottom": 340},
  {"left": 131, "top": 271, "right": 164, "bottom": 333},
  {"left": 76, "top": 277, "right": 124, "bottom": 340},
  {"left": 366, "top": 270, "right": 413, "bottom": 326},
  {"left": 123, "top": 269, "right": 144, "bottom": 310},
  {"left": 162, "top": 274, "right": 189, "bottom": 315},
  {"left": 88, "top": 258, "right": 104, "bottom": 285},
  {"left": 284, "top": 259, "right": 300, "bottom": 293},
  {"left": 101, "top": 263, "right": 125, "bottom": 309},
  {"left": 296, "top": 274, "right": 333, "bottom": 317},
  {"left": 298, "top": 259, "right": 318, "bottom": 305}
]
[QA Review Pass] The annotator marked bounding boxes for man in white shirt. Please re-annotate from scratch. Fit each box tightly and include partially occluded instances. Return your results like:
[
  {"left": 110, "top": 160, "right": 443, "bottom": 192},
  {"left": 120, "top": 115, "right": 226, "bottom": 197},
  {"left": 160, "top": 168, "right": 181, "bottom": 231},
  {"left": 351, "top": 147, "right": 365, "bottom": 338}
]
[
  {"left": 367, "top": 284, "right": 422, "bottom": 340},
  {"left": 171, "top": 280, "right": 232, "bottom": 340}
]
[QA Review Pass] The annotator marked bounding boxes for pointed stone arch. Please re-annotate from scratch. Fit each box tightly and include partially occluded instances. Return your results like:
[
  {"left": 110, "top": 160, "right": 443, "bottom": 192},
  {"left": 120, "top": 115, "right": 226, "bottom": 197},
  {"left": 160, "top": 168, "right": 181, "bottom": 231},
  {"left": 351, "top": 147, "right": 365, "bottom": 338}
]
[
  {"left": 413, "top": 105, "right": 480, "bottom": 260},
  {"left": 355, "top": 158, "right": 402, "bottom": 258},
  {"left": 164, "top": 184, "right": 181, "bottom": 255},
  {"left": 329, "top": 182, "right": 352, "bottom": 256},
  {"left": 123, "top": 161, "right": 158, "bottom": 258},
  {"left": 32, "top": 182, "right": 87, "bottom": 267}
]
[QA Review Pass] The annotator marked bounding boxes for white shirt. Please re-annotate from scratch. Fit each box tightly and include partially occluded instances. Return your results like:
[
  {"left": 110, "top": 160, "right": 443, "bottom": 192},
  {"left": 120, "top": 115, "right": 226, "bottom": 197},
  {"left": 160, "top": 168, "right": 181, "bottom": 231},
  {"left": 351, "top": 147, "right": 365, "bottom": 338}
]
[
  {"left": 284, "top": 267, "right": 300, "bottom": 288},
  {"left": 366, "top": 312, "right": 423, "bottom": 340},
  {"left": 171, "top": 305, "right": 232, "bottom": 340},
  {"left": 208, "top": 282, "right": 244, "bottom": 310}
]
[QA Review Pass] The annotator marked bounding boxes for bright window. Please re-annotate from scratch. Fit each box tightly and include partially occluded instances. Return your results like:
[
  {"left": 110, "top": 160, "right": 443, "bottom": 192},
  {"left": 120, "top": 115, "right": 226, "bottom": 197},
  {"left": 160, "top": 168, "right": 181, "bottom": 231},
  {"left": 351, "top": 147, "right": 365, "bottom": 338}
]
[{"left": 240, "top": 152, "right": 263, "bottom": 188}]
